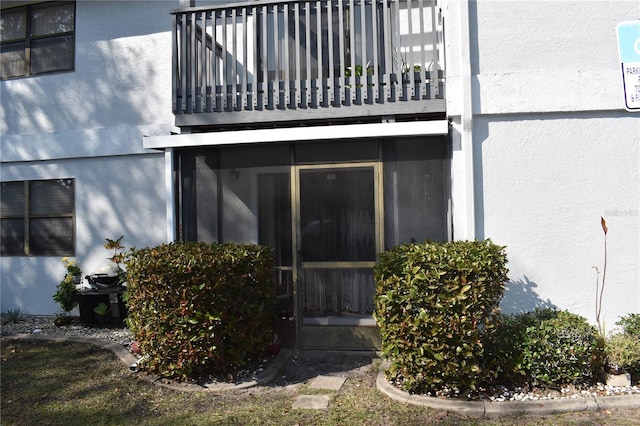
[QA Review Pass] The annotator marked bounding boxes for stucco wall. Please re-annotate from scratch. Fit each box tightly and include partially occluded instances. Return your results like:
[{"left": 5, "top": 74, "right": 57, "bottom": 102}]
[
  {"left": 1, "top": 1, "right": 178, "bottom": 315},
  {"left": 477, "top": 113, "right": 639, "bottom": 328},
  {"left": 0, "top": 154, "right": 167, "bottom": 315},
  {"left": 0, "top": 0, "right": 178, "bottom": 163},
  {"left": 446, "top": 0, "right": 640, "bottom": 329}
]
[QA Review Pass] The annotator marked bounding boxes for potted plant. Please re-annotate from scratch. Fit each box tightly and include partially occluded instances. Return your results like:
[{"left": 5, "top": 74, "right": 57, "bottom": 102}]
[
  {"left": 344, "top": 63, "right": 374, "bottom": 89},
  {"left": 93, "top": 302, "right": 111, "bottom": 325},
  {"left": 53, "top": 257, "right": 82, "bottom": 326}
]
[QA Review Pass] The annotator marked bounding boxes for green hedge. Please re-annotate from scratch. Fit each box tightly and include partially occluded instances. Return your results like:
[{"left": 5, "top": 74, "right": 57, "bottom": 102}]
[
  {"left": 374, "top": 240, "right": 509, "bottom": 394},
  {"left": 483, "top": 309, "right": 606, "bottom": 388},
  {"left": 125, "top": 242, "right": 274, "bottom": 381},
  {"left": 616, "top": 313, "right": 640, "bottom": 338},
  {"left": 606, "top": 313, "right": 640, "bottom": 383}
]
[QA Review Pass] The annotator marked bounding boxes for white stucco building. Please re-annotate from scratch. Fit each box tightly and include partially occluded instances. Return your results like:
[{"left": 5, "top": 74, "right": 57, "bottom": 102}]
[
  {"left": 1, "top": 1, "right": 175, "bottom": 314},
  {"left": 1, "top": 0, "right": 638, "bottom": 348}
]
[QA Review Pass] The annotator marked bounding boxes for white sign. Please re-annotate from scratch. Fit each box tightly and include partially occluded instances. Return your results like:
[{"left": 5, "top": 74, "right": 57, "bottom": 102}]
[{"left": 616, "top": 21, "right": 640, "bottom": 111}]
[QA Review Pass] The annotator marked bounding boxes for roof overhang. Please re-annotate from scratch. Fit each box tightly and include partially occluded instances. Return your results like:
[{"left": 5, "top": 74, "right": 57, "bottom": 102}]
[{"left": 144, "top": 120, "right": 449, "bottom": 150}]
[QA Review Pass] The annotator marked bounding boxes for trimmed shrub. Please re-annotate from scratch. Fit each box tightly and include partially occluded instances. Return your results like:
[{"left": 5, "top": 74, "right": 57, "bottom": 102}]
[
  {"left": 481, "top": 312, "right": 524, "bottom": 387},
  {"left": 606, "top": 334, "right": 640, "bottom": 382},
  {"left": 374, "top": 239, "right": 508, "bottom": 394},
  {"left": 606, "top": 313, "right": 640, "bottom": 383},
  {"left": 616, "top": 313, "right": 640, "bottom": 338},
  {"left": 484, "top": 309, "right": 605, "bottom": 388},
  {"left": 125, "top": 242, "right": 274, "bottom": 381}
]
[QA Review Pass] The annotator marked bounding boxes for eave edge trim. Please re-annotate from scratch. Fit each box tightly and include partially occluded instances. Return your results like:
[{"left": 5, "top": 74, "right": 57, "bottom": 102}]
[{"left": 144, "top": 120, "right": 449, "bottom": 149}]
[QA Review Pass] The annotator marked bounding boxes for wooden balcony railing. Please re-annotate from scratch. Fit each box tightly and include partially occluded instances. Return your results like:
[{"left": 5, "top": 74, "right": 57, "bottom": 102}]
[{"left": 172, "top": 0, "right": 445, "bottom": 127}]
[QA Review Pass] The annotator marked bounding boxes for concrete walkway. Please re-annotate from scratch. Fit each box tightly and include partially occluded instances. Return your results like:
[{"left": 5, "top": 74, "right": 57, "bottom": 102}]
[{"left": 292, "top": 375, "right": 347, "bottom": 409}]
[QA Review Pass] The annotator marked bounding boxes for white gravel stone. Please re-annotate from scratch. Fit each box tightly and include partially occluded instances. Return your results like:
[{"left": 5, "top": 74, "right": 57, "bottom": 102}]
[{"left": 1, "top": 315, "right": 133, "bottom": 347}]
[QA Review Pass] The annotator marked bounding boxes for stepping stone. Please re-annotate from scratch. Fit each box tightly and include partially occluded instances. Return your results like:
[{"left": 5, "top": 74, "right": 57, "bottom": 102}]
[
  {"left": 292, "top": 395, "right": 330, "bottom": 409},
  {"left": 309, "top": 375, "right": 347, "bottom": 391}
]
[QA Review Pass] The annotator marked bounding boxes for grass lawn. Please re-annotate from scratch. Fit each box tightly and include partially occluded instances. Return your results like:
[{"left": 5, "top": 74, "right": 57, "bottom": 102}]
[{"left": 1, "top": 339, "right": 639, "bottom": 425}]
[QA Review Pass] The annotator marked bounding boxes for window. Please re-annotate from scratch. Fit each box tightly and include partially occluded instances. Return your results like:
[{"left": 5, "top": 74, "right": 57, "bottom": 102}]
[
  {"left": 1, "top": 1, "right": 75, "bottom": 79},
  {"left": 1, "top": 179, "right": 75, "bottom": 256}
]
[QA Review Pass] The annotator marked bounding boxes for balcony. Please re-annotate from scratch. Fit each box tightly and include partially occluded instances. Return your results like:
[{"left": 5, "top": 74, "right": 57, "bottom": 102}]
[{"left": 172, "top": 0, "right": 445, "bottom": 129}]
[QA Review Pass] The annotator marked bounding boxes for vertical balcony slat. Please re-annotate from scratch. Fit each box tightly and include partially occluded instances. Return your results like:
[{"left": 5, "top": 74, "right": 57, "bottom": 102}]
[
  {"left": 327, "top": 0, "right": 335, "bottom": 105},
  {"left": 294, "top": 3, "right": 301, "bottom": 107},
  {"left": 418, "top": 0, "right": 426, "bottom": 99},
  {"left": 382, "top": 0, "right": 391, "bottom": 101},
  {"left": 361, "top": 0, "right": 369, "bottom": 103},
  {"left": 188, "top": 13, "right": 196, "bottom": 113},
  {"left": 377, "top": 0, "right": 391, "bottom": 102},
  {"left": 231, "top": 8, "right": 238, "bottom": 111},
  {"left": 221, "top": 10, "right": 228, "bottom": 110},
  {"left": 348, "top": 0, "right": 356, "bottom": 103},
  {"left": 371, "top": 0, "right": 380, "bottom": 103},
  {"left": 305, "top": 1, "right": 312, "bottom": 106},
  {"left": 262, "top": 6, "right": 269, "bottom": 109},
  {"left": 283, "top": 3, "right": 290, "bottom": 109},
  {"left": 182, "top": 13, "right": 189, "bottom": 113},
  {"left": 179, "top": 14, "right": 188, "bottom": 113},
  {"left": 197, "top": 11, "right": 204, "bottom": 111},
  {"left": 338, "top": 0, "right": 346, "bottom": 103},
  {"left": 429, "top": 0, "right": 440, "bottom": 98},
  {"left": 316, "top": 0, "right": 324, "bottom": 106},
  {"left": 253, "top": 6, "right": 259, "bottom": 109},
  {"left": 233, "top": 9, "right": 239, "bottom": 109},
  {"left": 190, "top": 12, "right": 199, "bottom": 113},
  {"left": 242, "top": 7, "right": 248, "bottom": 109},
  {"left": 202, "top": 11, "right": 211, "bottom": 112},
  {"left": 172, "top": 14, "right": 180, "bottom": 114},
  {"left": 194, "top": 11, "right": 201, "bottom": 113},
  {"left": 205, "top": 11, "right": 211, "bottom": 112},
  {"left": 393, "top": 0, "right": 401, "bottom": 101},
  {"left": 212, "top": 10, "right": 218, "bottom": 111},
  {"left": 406, "top": 0, "right": 415, "bottom": 99},
  {"left": 273, "top": 4, "right": 280, "bottom": 109},
  {"left": 193, "top": 12, "right": 207, "bottom": 112}
]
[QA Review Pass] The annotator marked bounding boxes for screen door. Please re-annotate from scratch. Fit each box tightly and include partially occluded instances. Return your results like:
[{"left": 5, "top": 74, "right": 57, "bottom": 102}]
[{"left": 295, "top": 164, "right": 381, "bottom": 319}]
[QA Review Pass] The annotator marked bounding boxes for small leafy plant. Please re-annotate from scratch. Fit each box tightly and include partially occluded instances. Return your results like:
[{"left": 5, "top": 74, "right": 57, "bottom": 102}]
[
  {"left": 616, "top": 313, "right": 640, "bottom": 337},
  {"left": 53, "top": 257, "right": 82, "bottom": 314},
  {"left": 1, "top": 308, "right": 22, "bottom": 325},
  {"left": 606, "top": 313, "right": 640, "bottom": 383},
  {"left": 344, "top": 64, "right": 374, "bottom": 77},
  {"left": 606, "top": 334, "right": 640, "bottom": 377},
  {"left": 104, "top": 236, "right": 126, "bottom": 284},
  {"left": 93, "top": 302, "right": 110, "bottom": 316}
]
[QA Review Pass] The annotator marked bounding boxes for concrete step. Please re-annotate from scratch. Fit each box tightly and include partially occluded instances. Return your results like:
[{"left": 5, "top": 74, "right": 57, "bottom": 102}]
[{"left": 293, "top": 375, "right": 348, "bottom": 410}]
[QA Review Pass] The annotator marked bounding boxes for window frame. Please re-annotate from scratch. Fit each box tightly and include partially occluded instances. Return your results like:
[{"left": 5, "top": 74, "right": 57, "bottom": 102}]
[
  {"left": 0, "top": 178, "right": 76, "bottom": 256},
  {"left": 0, "top": 1, "right": 76, "bottom": 80}
]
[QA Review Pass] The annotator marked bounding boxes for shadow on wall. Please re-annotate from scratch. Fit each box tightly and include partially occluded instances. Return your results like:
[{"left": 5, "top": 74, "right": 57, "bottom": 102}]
[
  {"left": 1, "top": 2, "right": 173, "bottom": 140},
  {"left": 500, "top": 276, "right": 556, "bottom": 315}
]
